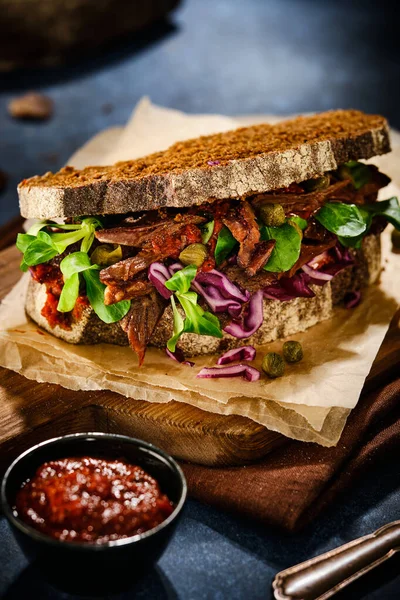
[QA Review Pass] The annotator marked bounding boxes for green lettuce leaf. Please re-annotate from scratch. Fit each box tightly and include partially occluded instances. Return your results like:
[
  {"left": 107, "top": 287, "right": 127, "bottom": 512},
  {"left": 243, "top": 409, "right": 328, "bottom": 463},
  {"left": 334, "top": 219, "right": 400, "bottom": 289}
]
[
  {"left": 17, "top": 218, "right": 103, "bottom": 271},
  {"left": 214, "top": 226, "right": 238, "bottom": 266},
  {"left": 26, "top": 221, "right": 81, "bottom": 235},
  {"left": 289, "top": 215, "right": 308, "bottom": 230},
  {"left": 167, "top": 296, "right": 186, "bottom": 352},
  {"left": 363, "top": 197, "right": 400, "bottom": 229},
  {"left": 16, "top": 233, "right": 37, "bottom": 271},
  {"left": 57, "top": 251, "right": 130, "bottom": 322},
  {"left": 60, "top": 251, "right": 96, "bottom": 278},
  {"left": 16, "top": 233, "right": 36, "bottom": 253},
  {"left": 83, "top": 269, "right": 131, "bottom": 323},
  {"left": 57, "top": 273, "right": 80, "bottom": 312},
  {"left": 318, "top": 198, "right": 400, "bottom": 248},
  {"left": 315, "top": 203, "right": 368, "bottom": 238},
  {"left": 178, "top": 293, "right": 222, "bottom": 337},
  {"left": 23, "top": 231, "right": 59, "bottom": 267},
  {"left": 201, "top": 220, "right": 214, "bottom": 244},
  {"left": 165, "top": 266, "right": 223, "bottom": 351},
  {"left": 165, "top": 264, "right": 197, "bottom": 294},
  {"left": 261, "top": 222, "right": 302, "bottom": 273}
]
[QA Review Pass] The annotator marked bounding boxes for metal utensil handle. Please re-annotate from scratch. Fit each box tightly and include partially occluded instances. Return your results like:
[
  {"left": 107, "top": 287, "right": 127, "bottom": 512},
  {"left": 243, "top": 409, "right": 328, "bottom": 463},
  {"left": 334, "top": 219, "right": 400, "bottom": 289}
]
[{"left": 273, "top": 521, "right": 400, "bottom": 600}]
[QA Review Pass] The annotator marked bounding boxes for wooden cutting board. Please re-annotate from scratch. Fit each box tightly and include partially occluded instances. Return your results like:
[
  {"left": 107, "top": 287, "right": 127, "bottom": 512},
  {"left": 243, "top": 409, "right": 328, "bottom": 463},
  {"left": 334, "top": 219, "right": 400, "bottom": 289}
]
[{"left": 0, "top": 244, "right": 399, "bottom": 470}]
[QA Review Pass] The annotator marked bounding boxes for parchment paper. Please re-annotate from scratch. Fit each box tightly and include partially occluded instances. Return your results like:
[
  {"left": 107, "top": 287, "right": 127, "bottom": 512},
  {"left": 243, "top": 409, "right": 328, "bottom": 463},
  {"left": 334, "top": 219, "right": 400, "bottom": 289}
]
[{"left": 1, "top": 99, "right": 399, "bottom": 446}]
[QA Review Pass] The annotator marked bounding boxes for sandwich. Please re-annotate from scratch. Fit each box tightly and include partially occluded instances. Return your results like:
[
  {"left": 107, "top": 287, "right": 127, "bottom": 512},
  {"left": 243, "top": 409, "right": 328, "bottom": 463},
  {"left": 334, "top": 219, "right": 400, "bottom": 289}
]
[{"left": 16, "top": 110, "right": 400, "bottom": 371}]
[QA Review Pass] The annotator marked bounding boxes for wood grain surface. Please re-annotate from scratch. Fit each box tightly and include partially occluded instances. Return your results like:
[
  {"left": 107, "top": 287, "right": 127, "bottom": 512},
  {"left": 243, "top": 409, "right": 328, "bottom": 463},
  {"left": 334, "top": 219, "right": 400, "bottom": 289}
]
[
  {"left": 0, "top": 244, "right": 399, "bottom": 470},
  {"left": 0, "top": 245, "right": 285, "bottom": 468}
]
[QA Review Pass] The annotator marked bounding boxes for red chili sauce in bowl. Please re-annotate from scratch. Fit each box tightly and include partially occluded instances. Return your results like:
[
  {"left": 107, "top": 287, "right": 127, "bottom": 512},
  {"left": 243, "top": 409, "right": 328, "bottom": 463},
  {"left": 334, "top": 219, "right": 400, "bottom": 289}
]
[{"left": 14, "top": 457, "right": 174, "bottom": 544}]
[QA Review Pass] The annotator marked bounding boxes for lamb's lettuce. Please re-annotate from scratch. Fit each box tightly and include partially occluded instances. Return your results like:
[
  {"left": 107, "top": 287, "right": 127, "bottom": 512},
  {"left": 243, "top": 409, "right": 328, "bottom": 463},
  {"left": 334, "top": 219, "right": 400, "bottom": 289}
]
[
  {"left": 289, "top": 215, "right": 308, "bottom": 231},
  {"left": 57, "top": 251, "right": 130, "bottom": 323},
  {"left": 363, "top": 197, "right": 400, "bottom": 229},
  {"left": 315, "top": 203, "right": 368, "bottom": 238},
  {"left": 165, "top": 265, "right": 223, "bottom": 351},
  {"left": 16, "top": 218, "right": 102, "bottom": 271},
  {"left": 201, "top": 220, "right": 214, "bottom": 244},
  {"left": 261, "top": 221, "right": 302, "bottom": 273},
  {"left": 214, "top": 226, "right": 238, "bottom": 265},
  {"left": 17, "top": 220, "right": 130, "bottom": 324},
  {"left": 83, "top": 269, "right": 130, "bottom": 324},
  {"left": 19, "top": 231, "right": 59, "bottom": 270},
  {"left": 57, "top": 273, "right": 80, "bottom": 313},
  {"left": 316, "top": 197, "right": 400, "bottom": 248},
  {"left": 165, "top": 264, "right": 197, "bottom": 294}
]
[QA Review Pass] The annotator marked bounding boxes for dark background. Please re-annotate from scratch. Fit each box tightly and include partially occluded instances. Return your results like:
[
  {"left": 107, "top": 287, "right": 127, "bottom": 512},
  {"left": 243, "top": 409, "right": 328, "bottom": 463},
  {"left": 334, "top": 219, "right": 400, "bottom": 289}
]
[
  {"left": 0, "top": 0, "right": 399, "bottom": 224},
  {"left": 1, "top": 0, "right": 400, "bottom": 598}
]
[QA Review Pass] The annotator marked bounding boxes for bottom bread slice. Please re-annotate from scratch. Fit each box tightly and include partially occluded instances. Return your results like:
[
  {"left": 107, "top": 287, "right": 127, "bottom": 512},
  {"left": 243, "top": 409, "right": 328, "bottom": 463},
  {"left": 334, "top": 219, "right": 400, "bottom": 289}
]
[
  {"left": 25, "top": 282, "right": 128, "bottom": 346},
  {"left": 25, "top": 233, "right": 381, "bottom": 355}
]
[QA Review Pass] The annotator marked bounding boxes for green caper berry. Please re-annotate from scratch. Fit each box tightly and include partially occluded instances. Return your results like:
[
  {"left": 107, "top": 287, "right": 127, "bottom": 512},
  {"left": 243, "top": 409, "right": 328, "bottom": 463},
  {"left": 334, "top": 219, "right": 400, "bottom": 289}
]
[
  {"left": 262, "top": 352, "right": 285, "bottom": 379},
  {"left": 282, "top": 341, "right": 303, "bottom": 363},
  {"left": 179, "top": 243, "right": 208, "bottom": 267},
  {"left": 391, "top": 229, "right": 400, "bottom": 250},
  {"left": 302, "top": 175, "right": 330, "bottom": 192},
  {"left": 259, "top": 203, "right": 286, "bottom": 227}
]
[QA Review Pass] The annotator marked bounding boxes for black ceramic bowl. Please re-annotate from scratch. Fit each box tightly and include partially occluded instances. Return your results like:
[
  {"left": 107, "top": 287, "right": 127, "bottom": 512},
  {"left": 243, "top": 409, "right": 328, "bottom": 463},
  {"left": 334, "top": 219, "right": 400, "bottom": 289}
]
[{"left": 1, "top": 433, "right": 187, "bottom": 595}]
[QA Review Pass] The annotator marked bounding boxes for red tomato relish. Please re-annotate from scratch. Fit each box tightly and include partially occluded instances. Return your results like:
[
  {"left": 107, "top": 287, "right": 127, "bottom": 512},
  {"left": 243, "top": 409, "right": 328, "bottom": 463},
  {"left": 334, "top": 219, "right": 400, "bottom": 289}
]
[
  {"left": 15, "top": 457, "right": 174, "bottom": 544},
  {"left": 30, "top": 264, "right": 89, "bottom": 330}
]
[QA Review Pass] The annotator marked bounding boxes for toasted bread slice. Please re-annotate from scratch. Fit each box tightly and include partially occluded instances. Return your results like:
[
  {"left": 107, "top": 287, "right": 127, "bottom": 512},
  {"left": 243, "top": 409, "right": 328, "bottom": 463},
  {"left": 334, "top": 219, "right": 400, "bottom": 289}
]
[
  {"left": 18, "top": 110, "right": 390, "bottom": 219},
  {"left": 25, "top": 233, "right": 381, "bottom": 356}
]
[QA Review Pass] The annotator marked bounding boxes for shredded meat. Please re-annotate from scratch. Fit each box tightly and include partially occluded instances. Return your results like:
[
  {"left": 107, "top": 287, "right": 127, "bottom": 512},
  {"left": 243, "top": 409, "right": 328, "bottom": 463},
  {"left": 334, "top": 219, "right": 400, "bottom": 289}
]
[
  {"left": 95, "top": 215, "right": 205, "bottom": 247},
  {"left": 222, "top": 201, "right": 260, "bottom": 268},
  {"left": 329, "top": 169, "right": 390, "bottom": 205},
  {"left": 196, "top": 200, "right": 230, "bottom": 271},
  {"left": 104, "top": 274, "right": 154, "bottom": 305},
  {"left": 224, "top": 238, "right": 337, "bottom": 291},
  {"left": 252, "top": 180, "right": 350, "bottom": 214},
  {"left": 100, "top": 222, "right": 203, "bottom": 284},
  {"left": 120, "top": 292, "right": 167, "bottom": 366},
  {"left": 223, "top": 265, "right": 277, "bottom": 293},
  {"left": 303, "top": 218, "right": 333, "bottom": 242},
  {"left": 100, "top": 250, "right": 160, "bottom": 284},
  {"left": 245, "top": 240, "right": 276, "bottom": 277},
  {"left": 96, "top": 224, "right": 164, "bottom": 247},
  {"left": 286, "top": 239, "right": 337, "bottom": 278}
]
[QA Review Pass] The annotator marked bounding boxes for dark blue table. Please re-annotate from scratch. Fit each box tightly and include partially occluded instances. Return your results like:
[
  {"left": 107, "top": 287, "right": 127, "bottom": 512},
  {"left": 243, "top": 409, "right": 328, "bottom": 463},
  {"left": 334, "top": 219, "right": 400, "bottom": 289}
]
[
  {"left": 0, "top": 1, "right": 399, "bottom": 597},
  {"left": 1, "top": 457, "right": 399, "bottom": 599}
]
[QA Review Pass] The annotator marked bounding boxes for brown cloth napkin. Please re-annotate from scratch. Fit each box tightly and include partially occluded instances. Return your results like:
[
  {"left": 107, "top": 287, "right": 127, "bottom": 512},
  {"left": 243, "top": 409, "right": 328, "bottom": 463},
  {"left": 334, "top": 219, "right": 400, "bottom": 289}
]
[{"left": 181, "top": 376, "right": 400, "bottom": 532}]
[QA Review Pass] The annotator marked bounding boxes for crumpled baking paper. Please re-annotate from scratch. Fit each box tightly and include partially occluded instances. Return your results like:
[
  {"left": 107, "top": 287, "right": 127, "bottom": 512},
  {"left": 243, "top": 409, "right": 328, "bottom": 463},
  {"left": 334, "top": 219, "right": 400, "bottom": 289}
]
[{"left": 1, "top": 98, "right": 399, "bottom": 446}]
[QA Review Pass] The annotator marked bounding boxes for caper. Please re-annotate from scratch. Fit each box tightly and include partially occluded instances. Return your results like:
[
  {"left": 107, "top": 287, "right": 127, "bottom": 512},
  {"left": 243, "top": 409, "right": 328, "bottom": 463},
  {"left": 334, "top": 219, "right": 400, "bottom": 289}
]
[
  {"left": 90, "top": 244, "right": 122, "bottom": 266},
  {"left": 262, "top": 352, "right": 285, "bottom": 378},
  {"left": 282, "top": 341, "right": 303, "bottom": 363},
  {"left": 179, "top": 243, "right": 208, "bottom": 267},
  {"left": 302, "top": 174, "right": 330, "bottom": 192},
  {"left": 391, "top": 228, "right": 400, "bottom": 250},
  {"left": 259, "top": 203, "right": 286, "bottom": 227}
]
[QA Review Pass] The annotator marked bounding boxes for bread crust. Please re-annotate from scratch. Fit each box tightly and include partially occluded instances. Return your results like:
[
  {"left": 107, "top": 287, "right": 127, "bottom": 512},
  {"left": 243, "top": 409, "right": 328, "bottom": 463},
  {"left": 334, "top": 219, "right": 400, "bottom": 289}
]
[
  {"left": 25, "top": 234, "right": 381, "bottom": 355},
  {"left": 18, "top": 110, "right": 390, "bottom": 219}
]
